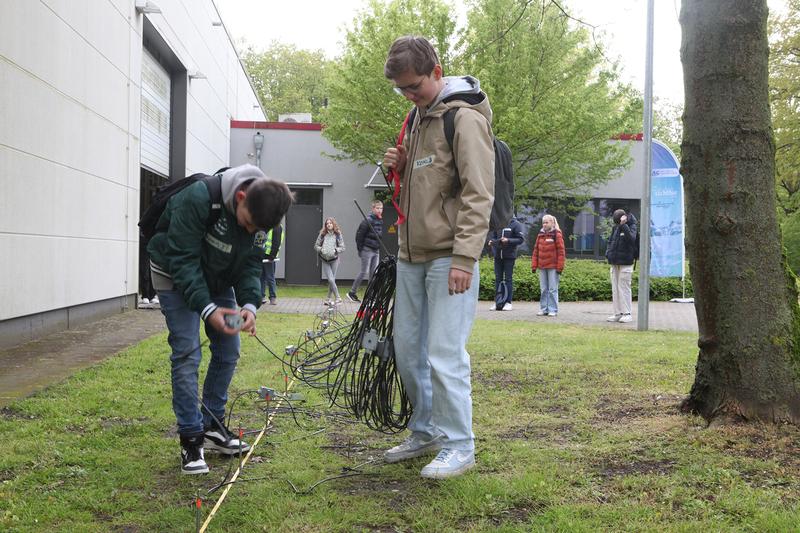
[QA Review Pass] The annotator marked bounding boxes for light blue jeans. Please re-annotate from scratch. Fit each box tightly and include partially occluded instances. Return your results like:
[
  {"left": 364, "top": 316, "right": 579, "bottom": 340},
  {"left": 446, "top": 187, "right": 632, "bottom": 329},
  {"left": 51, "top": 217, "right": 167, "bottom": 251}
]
[
  {"left": 157, "top": 287, "right": 240, "bottom": 436},
  {"left": 393, "top": 257, "right": 478, "bottom": 452},
  {"left": 538, "top": 268, "right": 560, "bottom": 313}
]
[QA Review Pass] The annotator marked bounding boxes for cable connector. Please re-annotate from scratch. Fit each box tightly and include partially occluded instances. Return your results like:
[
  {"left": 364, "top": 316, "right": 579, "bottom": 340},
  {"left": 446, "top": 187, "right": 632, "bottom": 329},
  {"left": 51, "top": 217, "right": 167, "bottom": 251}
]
[
  {"left": 285, "top": 345, "right": 297, "bottom": 356},
  {"left": 258, "top": 386, "right": 276, "bottom": 401}
]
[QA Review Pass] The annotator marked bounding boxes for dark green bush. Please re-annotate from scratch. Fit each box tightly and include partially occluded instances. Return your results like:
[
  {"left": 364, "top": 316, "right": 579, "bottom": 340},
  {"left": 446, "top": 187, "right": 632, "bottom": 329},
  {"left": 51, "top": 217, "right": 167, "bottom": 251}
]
[{"left": 479, "top": 256, "right": 693, "bottom": 301}]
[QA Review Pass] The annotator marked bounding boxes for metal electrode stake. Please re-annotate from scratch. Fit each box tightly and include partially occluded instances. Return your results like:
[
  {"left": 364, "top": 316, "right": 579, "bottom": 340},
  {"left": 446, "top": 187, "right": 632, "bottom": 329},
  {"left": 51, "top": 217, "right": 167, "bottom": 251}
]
[
  {"left": 238, "top": 425, "right": 243, "bottom": 471},
  {"left": 195, "top": 490, "right": 201, "bottom": 533}
]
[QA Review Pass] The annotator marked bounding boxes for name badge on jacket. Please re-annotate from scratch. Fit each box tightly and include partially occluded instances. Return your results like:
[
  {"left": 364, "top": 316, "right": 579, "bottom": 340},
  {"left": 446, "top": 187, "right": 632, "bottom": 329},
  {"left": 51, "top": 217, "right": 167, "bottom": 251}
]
[{"left": 413, "top": 155, "right": 434, "bottom": 169}]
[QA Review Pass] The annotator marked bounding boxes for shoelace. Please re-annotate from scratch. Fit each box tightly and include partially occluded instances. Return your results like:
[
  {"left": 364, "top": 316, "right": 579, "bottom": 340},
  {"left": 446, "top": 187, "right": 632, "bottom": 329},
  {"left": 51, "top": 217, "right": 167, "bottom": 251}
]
[{"left": 433, "top": 449, "right": 457, "bottom": 464}]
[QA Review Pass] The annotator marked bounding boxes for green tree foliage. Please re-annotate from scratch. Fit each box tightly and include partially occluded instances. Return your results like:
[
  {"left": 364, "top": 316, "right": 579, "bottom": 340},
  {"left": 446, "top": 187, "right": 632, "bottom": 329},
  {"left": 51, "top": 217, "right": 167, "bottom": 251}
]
[
  {"left": 321, "top": 0, "right": 640, "bottom": 203},
  {"left": 320, "top": 0, "right": 456, "bottom": 165},
  {"left": 456, "top": 0, "right": 639, "bottom": 208},
  {"left": 769, "top": 0, "right": 800, "bottom": 219},
  {"left": 242, "top": 42, "right": 330, "bottom": 121},
  {"left": 653, "top": 100, "right": 683, "bottom": 159}
]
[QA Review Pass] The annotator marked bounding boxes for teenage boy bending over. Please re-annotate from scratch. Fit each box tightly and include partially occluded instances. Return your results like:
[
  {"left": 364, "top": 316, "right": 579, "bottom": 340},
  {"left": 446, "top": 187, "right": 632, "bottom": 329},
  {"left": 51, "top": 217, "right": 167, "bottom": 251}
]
[
  {"left": 147, "top": 164, "right": 293, "bottom": 474},
  {"left": 382, "top": 36, "right": 495, "bottom": 479}
]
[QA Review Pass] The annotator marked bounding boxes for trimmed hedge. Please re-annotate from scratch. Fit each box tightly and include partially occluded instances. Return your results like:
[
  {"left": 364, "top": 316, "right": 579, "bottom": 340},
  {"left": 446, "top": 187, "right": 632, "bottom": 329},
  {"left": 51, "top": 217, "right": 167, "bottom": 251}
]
[{"left": 478, "top": 256, "right": 693, "bottom": 302}]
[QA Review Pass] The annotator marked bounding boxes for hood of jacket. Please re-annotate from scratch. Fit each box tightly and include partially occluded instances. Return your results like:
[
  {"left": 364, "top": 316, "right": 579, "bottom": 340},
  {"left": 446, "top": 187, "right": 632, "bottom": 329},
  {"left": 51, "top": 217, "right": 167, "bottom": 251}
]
[
  {"left": 422, "top": 76, "right": 492, "bottom": 124},
  {"left": 220, "top": 164, "right": 266, "bottom": 214}
]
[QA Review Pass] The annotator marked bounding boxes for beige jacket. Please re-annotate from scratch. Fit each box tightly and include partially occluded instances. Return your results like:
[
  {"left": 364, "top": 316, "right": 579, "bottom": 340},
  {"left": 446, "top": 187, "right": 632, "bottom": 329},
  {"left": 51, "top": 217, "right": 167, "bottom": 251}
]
[{"left": 399, "top": 77, "right": 495, "bottom": 272}]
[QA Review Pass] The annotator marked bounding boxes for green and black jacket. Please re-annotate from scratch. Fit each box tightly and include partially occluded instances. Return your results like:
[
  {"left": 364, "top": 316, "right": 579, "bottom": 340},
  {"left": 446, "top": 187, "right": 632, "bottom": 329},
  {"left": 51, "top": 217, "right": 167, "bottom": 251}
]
[{"left": 147, "top": 165, "right": 266, "bottom": 321}]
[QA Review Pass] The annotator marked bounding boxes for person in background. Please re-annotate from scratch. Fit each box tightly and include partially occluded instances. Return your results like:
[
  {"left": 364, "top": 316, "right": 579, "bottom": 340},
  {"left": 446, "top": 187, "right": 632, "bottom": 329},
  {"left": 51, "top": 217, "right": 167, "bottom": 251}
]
[
  {"left": 381, "top": 35, "right": 494, "bottom": 479},
  {"left": 260, "top": 224, "right": 283, "bottom": 305},
  {"left": 531, "top": 214, "right": 565, "bottom": 317},
  {"left": 487, "top": 216, "right": 524, "bottom": 311},
  {"left": 347, "top": 200, "right": 383, "bottom": 302},
  {"left": 147, "top": 164, "right": 293, "bottom": 475},
  {"left": 314, "top": 217, "right": 346, "bottom": 305},
  {"left": 605, "top": 209, "right": 638, "bottom": 323}
]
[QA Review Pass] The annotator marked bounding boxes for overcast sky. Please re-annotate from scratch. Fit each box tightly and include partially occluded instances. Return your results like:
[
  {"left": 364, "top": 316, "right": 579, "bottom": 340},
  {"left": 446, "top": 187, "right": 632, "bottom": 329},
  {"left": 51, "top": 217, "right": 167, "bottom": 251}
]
[{"left": 214, "top": 0, "right": 788, "bottom": 107}]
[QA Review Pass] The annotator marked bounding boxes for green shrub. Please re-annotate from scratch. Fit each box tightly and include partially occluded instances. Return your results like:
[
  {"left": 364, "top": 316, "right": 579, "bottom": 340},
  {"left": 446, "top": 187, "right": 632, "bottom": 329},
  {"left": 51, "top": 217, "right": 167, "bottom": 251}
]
[{"left": 479, "top": 256, "right": 693, "bottom": 301}]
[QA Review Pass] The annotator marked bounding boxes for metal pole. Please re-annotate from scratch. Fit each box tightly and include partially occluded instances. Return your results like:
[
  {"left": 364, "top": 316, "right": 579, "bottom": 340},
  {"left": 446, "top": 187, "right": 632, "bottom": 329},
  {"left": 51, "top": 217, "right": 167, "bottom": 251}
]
[{"left": 638, "top": 0, "right": 655, "bottom": 331}]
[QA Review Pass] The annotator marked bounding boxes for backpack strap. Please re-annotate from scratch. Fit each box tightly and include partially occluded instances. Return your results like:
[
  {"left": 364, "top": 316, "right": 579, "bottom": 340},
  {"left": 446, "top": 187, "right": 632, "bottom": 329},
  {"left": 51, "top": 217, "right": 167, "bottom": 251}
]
[
  {"left": 443, "top": 107, "right": 458, "bottom": 152},
  {"left": 201, "top": 174, "right": 224, "bottom": 228},
  {"left": 443, "top": 108, "right": 461, "bottom": 193}
]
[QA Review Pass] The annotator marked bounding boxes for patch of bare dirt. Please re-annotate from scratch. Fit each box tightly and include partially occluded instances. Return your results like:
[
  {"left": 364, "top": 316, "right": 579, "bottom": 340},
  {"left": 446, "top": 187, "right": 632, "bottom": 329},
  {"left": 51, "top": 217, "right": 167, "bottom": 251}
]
[
  {"left": 596, "top": 457, "right": 676, "bottom": 478},
  {"left": 592, "top": 393, "right": 684, "bottom": 423},
  {"left": 0, "top": 406, "right": 39, "bottom": 420},
  {"left": 496, "top": 422, "right": 575, "bottom": 444},
  {"left": 472, "top": 369, "right": 544, "bottom": 391},
  {"left": 487, "top": 499, "right": 547, "bottom": 526}
]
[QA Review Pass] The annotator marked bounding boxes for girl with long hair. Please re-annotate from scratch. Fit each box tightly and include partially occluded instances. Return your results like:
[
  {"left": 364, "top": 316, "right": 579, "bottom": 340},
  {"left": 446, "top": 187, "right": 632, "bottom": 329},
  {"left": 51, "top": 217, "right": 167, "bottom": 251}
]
[
  {"left": 531, "top": 214, "right": 565, "bottom": 316},
  {"left": 314, "top": 217, "right": 346, "bottom": 305}
]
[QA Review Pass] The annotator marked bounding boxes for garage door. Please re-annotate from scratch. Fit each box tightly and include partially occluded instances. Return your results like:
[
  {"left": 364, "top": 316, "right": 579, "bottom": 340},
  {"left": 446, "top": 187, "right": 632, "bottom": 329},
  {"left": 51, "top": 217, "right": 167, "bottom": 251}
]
[{"left": 140, "top": 49, "right": 171, "bottom": 177}]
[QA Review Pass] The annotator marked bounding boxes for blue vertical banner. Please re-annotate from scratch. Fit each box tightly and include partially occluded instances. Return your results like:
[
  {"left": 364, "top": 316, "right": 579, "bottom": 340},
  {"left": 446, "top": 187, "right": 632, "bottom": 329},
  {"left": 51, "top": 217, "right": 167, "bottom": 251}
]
[{"left": 649, "top": 140, "right": 684, "bottom": 278}]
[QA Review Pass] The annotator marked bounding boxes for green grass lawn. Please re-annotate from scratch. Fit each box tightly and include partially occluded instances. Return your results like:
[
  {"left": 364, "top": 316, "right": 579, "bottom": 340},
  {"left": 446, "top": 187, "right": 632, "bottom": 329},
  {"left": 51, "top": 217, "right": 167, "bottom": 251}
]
[{"left": 2, "top": 314, "right": 799, "bottom": 532}]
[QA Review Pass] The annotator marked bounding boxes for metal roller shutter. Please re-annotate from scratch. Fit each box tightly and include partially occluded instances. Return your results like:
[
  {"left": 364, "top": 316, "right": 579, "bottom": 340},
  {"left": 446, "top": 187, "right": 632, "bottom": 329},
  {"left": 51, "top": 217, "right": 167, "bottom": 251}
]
[{"left": 140, "top": 49, "right": 171, "bottom": 177}]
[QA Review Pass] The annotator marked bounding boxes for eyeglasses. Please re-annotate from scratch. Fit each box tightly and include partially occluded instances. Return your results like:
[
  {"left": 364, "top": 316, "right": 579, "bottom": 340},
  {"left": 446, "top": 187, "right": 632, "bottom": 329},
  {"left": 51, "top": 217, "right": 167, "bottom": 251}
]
[{"left": 393, "top": 76, "right": 427, "bottom": 96}]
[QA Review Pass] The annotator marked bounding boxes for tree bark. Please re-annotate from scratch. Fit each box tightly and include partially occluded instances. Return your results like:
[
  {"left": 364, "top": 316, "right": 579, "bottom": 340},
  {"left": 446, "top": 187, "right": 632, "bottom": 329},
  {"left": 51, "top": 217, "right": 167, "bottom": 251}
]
[{"left": 680, "top": 0, "right": 800, "bottom": 423}]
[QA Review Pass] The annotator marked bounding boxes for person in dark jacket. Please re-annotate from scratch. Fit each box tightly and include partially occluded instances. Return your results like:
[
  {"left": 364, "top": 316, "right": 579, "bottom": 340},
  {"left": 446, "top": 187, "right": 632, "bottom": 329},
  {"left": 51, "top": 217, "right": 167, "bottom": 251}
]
[
  {"left": 605, "top": 209, "right": 638, "bottom": 323},
  {"left": 487, "top": 216, "right": 524, "bottom": 311},
  {"left": 147, "top": 164, "right": 293, "bottom": 475},
  {"left": 260, "top": 224, "right": 283, "bottom": 305},
  {"left": 347, "top": 200, "right": 383, "bottom": 302}
]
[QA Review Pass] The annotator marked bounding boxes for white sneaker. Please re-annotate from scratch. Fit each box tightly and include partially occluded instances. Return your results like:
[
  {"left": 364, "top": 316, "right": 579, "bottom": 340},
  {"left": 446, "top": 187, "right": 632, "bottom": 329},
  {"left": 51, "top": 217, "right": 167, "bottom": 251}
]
[
  {"left": 504, "top": 303, "right": 513, "bottom": 311},
  {"left": 384, "top": 433, "right": 443, "bottom": 463},
  {"left": 150, "top": 295, "right": 159, "bottom": 305},
  {"left": 140, "top": 297, "right": 150, "bottom": 305},
  {"left": 489, "top": 304, "right": 496, "bottom": 311},
  {"left": 548, "top": 312, "right": 557, "bottom": 317},
  {"left": 537, "top": 310, "right": 546, "bottom": 316},
  {"left": 420, "top": 448, "right": 475, "bottom": 479},
  {"left": 607, "top": 314, "right": 622, "bottom": 322},
  {"left": 618, "top": 314, "right": 633, "bottom": 323}
]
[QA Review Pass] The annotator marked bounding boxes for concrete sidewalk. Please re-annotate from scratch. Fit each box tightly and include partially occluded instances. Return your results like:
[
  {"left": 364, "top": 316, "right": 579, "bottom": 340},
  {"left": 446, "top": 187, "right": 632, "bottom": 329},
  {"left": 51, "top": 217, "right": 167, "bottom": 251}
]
[{"left": 0, "top": 298, "right": 696, "bottom": 408}]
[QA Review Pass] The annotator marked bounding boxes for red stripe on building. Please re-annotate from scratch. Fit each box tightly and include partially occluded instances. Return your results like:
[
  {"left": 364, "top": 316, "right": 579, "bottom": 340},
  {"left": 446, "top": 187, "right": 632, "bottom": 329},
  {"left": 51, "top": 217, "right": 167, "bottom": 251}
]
[{"left": 611, "top": 133, "right": 644, "bottom": 141}]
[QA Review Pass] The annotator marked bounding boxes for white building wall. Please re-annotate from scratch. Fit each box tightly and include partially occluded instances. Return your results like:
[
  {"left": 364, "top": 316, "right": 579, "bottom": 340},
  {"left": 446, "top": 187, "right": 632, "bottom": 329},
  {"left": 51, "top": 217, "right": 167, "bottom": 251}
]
[{"left": 0, "top": 0, "right": 263, "bottom": 340}]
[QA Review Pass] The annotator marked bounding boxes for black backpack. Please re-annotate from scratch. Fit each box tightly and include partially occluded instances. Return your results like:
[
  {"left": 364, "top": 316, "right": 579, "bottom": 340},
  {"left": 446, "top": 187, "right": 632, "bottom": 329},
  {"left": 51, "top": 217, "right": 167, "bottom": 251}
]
[
  {"left": 407, "top": 106, "right": 515, "bottom": 232},
  {"left": 138, "top": 168, "right": 228, "bottom": 244}
]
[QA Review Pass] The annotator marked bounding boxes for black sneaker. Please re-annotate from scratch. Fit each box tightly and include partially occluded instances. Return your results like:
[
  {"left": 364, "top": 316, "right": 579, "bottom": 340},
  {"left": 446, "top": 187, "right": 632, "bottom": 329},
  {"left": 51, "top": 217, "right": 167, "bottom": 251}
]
[
  {"left": 204, "top": 421, "right": 251, "bottom": 455},
  {"left": 347, "top": 292, "right": 360, "bottom": 303},
  {"left": 180, "top": 434, "right": 209, "bottom": 475}
]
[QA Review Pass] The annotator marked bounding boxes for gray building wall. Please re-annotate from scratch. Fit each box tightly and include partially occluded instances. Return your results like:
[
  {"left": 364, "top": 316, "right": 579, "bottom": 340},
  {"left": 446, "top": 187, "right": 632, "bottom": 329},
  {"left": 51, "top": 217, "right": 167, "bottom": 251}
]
[
  {"left": 230, "top": 123, "right": 378, "bottom": 283},
  {"left": 230, "top": 124, "right": 655, "bottom": 278}
]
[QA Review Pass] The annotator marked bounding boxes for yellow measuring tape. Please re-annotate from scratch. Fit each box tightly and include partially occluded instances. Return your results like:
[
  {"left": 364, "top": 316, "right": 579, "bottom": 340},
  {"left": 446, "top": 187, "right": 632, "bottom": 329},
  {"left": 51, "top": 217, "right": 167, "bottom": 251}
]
[{"left": 199, "top": 377, "right": 297, "bottom": 532}]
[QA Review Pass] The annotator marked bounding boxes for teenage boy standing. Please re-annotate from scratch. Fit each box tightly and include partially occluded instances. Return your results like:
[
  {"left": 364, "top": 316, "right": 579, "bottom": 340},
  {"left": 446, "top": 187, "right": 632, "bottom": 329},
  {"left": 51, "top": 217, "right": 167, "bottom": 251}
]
[
  {"left": 382, "top": 36, "right": 495, "bottom": 479},
  {"left": 147, "top": 164, "right": 293, "bottom": 474},
  {"left": 347, "top": 200, "right": 384, "bottom": 302}
]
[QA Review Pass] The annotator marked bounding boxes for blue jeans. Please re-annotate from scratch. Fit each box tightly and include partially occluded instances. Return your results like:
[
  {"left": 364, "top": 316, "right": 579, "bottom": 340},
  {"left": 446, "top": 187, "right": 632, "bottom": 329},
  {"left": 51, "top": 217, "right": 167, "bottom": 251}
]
[
  {"left": 393, "top": 257, "right": 478, "bottom": 452},
  {"left": 260, "top": 260, "right": 276, "bottom": 300},
  {"left": 538, "top": 268, "right": 560, "bottom": 313},
  {"left": 157, "top": 287, "right": 240, "bottom": 436},
  {"left": 350, "top": 249, "right": 379, "bottom": 293},
  {"left": 493, "top": 257, "right": 516, "bottom": 306}
]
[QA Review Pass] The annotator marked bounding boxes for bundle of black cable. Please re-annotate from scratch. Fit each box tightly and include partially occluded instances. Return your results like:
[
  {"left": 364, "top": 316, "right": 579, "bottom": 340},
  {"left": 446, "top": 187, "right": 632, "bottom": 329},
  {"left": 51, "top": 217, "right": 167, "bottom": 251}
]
[
  {"left": 324, "top": 255, "right": 411, "bottom": 433},
  {"left": 288, "top": 306, "right": 352, "bottom": 388}
]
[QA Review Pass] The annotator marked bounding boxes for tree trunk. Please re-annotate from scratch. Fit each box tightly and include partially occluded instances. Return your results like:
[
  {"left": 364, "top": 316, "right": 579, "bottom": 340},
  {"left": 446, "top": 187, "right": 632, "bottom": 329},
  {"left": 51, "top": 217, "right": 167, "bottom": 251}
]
[{"left": 680, "top": 0, "right": 800, "bottom": 423}]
